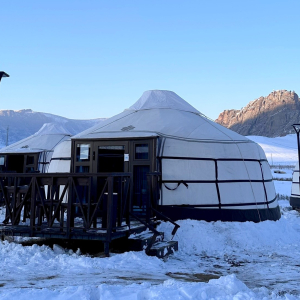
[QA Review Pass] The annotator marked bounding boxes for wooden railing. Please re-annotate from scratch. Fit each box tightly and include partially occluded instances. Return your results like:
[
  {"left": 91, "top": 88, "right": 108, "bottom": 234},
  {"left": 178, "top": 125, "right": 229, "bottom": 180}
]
[
  {"left": 0, "top": 173, "right": 132, "bottom": 239},
  {"left": 0, "top": 172, "right": 180, "bottom": 256}
]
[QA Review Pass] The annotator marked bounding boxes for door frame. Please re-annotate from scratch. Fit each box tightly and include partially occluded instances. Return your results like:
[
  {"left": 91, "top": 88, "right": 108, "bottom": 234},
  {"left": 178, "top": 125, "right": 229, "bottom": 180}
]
[
  {"left": 71, "top": 137, "right": 158, "bottom": 211},
  {"left": 71, "top": 137, "right": 157, "bottom": 175}
]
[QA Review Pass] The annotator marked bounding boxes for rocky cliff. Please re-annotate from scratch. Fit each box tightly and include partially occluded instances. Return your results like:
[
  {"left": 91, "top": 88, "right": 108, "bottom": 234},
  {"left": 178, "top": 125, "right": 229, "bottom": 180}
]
[{"left": 216, "top": 90, "right": 300, "bottom": 137}]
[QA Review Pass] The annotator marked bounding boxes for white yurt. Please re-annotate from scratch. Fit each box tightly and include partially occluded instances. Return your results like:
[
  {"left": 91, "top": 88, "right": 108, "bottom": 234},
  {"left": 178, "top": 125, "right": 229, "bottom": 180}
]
[
  {"left": 50, "top": 90, "right": 280, "bottom": 222},
  {"left": 289, "top": 126, "right": 300, "bottom": 209},
  {"left": 291, "top": 154, "right": 300, "bottom": 208},
  {"left": 0, "top": 123, "right": 71, "bottom": 173},
  {"left": 291, "top": 168, "right": 300, "bottom": 209}
]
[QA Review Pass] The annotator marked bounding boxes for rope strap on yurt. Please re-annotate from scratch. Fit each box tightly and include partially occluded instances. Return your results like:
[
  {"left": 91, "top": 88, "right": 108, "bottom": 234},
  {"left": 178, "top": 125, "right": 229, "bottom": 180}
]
[
  {"left": 259, "top": 161, "right": 269, "bottom": 209},
  {"left": 163, "top": 180, "right": 189, "bottom": 191}
]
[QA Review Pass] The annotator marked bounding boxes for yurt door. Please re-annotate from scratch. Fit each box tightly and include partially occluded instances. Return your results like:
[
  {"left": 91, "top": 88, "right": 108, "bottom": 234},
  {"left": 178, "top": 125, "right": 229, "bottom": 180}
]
[
  {"left": 130, "top": 140, "right": 155, "bottom": 215},
  {"left": 73, "top": 141, "right": 130, "bottom": 210},
  {"left": 93, "top": 141, "right": 129, "bottom": 208}
]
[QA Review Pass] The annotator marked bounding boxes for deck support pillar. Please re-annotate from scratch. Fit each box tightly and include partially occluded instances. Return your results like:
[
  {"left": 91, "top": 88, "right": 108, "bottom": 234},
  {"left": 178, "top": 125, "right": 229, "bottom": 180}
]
[{"left": 104, "top": 242, "right": 110, "bottom": 257}]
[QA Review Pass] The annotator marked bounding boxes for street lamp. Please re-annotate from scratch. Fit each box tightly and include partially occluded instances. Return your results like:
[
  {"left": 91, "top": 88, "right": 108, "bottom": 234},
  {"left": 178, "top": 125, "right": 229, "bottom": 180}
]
[
  {"left": 0, "top": 71, "right": 9, "bottom": 83},
  {"left": 292, "top": 124, "right": 300, "bottom": 171}
]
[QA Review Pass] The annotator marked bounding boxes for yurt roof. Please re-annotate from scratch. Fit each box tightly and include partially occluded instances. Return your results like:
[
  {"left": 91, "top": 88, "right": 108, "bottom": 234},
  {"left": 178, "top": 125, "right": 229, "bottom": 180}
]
[
  {"left": 0, "top": 123, "right": 72, "bottom": 154},
  {"left": 128, "top": 90, "right": 200, "bottom": 114},
  {"left": 73, "top": 90, "right": 251, "bottom": 143}
]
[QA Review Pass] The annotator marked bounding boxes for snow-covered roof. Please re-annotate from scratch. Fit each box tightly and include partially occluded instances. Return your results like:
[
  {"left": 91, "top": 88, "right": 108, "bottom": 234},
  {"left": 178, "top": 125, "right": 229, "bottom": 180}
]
[
  {"left": 35, "top": 123, "right": 72, "bottom": 136},
  {"left": 0, "top": 123, "right": 72, "bottom": 154},
  {"left": 74, "top": 90, "right": 251, "bottom": 143},
  {"left": 128, "top": 90, "right": 200, "bottom": 114}
]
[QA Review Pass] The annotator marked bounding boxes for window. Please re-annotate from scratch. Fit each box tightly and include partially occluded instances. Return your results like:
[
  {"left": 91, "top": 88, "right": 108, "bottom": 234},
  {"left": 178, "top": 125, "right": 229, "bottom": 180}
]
[
  {"left": 76, "top": 144, "right": 90, "bottom": 162},
  {"left": 135, "top": 144, "right": 149, "bottom": 160},
  {"left": 26, "top": 155, "right": 35, "bottom": 165},
  {"left": 98, "top": 145, "right": 125, "bottom": 172},
  {"left": 0, "top": 156, "right": 5, "bottom": 166}
]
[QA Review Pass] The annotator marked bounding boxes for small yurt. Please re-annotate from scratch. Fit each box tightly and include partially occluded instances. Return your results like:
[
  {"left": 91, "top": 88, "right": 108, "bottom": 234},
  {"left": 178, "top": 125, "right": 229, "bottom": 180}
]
[
  {"left": 47, "top": 139, "right": 72, "bottom": 173},
  {"left": 291, "top": 167, "right": 300, "bottom": 209},
  {"left": 0, "top": 123, "right": 71, "bottom": 173},
  {"left": 291, "top": 140, "right": 300, "bottom": 209},
  {"left": 290, "top": 125, "right": 300, "bottom": 209},
  {"left": 51, "top": 90, "right": 280, "bottom": 222}
]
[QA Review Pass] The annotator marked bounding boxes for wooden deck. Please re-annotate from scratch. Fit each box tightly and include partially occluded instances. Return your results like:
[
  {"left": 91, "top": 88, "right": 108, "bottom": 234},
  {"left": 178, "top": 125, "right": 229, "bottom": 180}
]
[{"left": 0, "top": 172, "right": 178, "bottom": 256}]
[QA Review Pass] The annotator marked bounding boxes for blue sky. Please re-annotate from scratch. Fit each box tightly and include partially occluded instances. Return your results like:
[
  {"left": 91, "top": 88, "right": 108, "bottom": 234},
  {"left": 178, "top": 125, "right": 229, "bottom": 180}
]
[{"left": 1, "top": 0, "right": 300, "bottom": 120}]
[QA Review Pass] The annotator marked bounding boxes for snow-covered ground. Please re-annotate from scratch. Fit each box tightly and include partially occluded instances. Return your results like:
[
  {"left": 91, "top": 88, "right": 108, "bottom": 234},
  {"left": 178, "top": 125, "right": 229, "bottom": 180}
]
[
  {"left": 247, "top": 134, "right": 298, "bottom": 166},
  {"left": 0, "top": 179, "right": 298, "bottom": 299},
  {"left": 0, "top": 135, "right": 299, "bottom": 299}
]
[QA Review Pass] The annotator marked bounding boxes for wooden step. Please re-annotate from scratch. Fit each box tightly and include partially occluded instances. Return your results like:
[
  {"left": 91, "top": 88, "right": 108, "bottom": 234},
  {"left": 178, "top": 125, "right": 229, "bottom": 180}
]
[
  {"left": 147, "top": 241, "right": 178, "bottom": 258},
  {"left": 128, "top": 231, "right": 164, "bottom": 251}
]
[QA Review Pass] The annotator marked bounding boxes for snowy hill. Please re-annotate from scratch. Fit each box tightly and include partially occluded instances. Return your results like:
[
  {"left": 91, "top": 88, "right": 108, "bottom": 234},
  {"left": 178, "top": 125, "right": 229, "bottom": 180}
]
[
  {"left": 0, "top": 109, "right": 105, "bottom": 148},
  {"left": 247, "top": 134, "right": 298, "bottom": 166}
]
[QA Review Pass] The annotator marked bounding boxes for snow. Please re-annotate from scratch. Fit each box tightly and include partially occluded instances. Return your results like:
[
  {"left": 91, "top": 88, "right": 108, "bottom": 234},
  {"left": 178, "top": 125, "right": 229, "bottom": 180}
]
[
  {"left": 0, "top": 136, "right": 300, "bottom": 299},
  {"left": 247, "top": 134, "right": 298, "bottom": 166},
  {"left": 0, "top": 178, "right": 299, "bottom": 299}
]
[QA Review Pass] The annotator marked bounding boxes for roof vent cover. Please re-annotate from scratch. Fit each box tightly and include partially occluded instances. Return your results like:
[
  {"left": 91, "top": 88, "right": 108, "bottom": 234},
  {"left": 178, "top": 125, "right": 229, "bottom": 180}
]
[{"left": 121, "top": 125, "right": 135, "bottom": 131}]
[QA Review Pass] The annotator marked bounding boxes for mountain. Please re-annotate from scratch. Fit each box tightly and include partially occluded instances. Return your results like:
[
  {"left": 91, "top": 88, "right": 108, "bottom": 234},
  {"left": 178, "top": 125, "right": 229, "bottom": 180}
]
[
  {"left": 0, "top": 109, "right": 104, "bottom": 148},
  {"left": 216, "top": 90, "right": 299, "bottom": 137}
]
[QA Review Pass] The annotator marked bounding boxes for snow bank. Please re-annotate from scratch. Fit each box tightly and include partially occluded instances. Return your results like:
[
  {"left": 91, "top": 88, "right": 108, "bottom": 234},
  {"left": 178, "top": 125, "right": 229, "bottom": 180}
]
[
  {"left": 159, "top": 214, "right": 300, "bottom": 258},
  {"left": 1, "top": 274, "right": 298, "bottom": 300}
]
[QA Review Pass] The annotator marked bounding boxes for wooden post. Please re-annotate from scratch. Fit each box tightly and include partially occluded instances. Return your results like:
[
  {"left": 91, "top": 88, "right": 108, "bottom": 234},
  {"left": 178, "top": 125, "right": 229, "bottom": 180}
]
[
  {"left": 104, "top": 242, "right": 110, "bottom": 257},
  {"left": 30, "top": 176, "right": 36, "bottom": 236},
  {"left": 12, "top": 177, "right": 17, "bottom": 224},
  {"left": 87, "top": 176, "right": 92, "bottom": 226},
  {"left": 127, "top": 174, "right": 133, "bottom": 227},
  {"left": 117, "top": 176, "right": 122, "bottom": 227},
  {"left": 105, "top": 176, "right": 114, "bottom": 257},
  {"left": 66, "top": 177, "right": 73, "bottom": 239},
  {"left": 146, "top": 174, "right": 152, "bottom": 224}
]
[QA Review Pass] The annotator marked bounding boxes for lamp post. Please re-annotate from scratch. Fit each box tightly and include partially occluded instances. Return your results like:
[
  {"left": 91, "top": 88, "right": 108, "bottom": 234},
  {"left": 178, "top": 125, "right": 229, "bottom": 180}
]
[
  {"left": 0, "top": 71, "right": 9, "bottom": 83},
  {"left": 292, "top": 124, "right": 300, "bottom": 172},
  {"left": 1, "top": 71, "right": 10, "bottom": 146}
]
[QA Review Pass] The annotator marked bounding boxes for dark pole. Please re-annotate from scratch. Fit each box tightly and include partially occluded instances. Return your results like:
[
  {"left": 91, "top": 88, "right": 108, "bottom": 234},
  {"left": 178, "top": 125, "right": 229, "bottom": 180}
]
[
  {"left": 292, "top": 124, "right": 300, "bottom": 171},
  {"left": 297, "top": 128, "right": 300, "bottom": 201}
]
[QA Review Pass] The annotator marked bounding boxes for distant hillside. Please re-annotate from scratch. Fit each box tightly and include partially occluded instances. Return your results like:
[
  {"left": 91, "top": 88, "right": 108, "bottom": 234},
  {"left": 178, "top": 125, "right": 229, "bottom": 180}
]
[
  {"left": 247, "top": 134, "right": 297, "bottom": 165},
  {"left": 216, "top": 90, "right": 299, "bottom": 137},
  {"left": 0, "top": 109, "right": 104, "bottom": 148}
]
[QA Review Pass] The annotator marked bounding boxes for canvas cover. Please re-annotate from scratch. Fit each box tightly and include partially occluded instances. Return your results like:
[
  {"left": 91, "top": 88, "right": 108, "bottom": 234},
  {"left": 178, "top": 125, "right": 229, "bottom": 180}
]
[
  {"left": 72, "top": 90, "right": 278, "bottom": 216},
  {"left": 290, "top": 167, "right": 300, "bottom": 209},
  {"left": 47, "top": 139, "right": 71, "bottom": 173}
]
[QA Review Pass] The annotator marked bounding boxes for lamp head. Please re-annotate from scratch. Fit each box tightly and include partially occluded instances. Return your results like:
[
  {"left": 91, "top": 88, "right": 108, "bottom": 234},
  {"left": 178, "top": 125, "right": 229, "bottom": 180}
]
[
  {"left": 0, "top": 71, "right": 9, "bottom": 82},
  {"left": 292, "top": 124, "right": 300, "bottom": 134}
]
